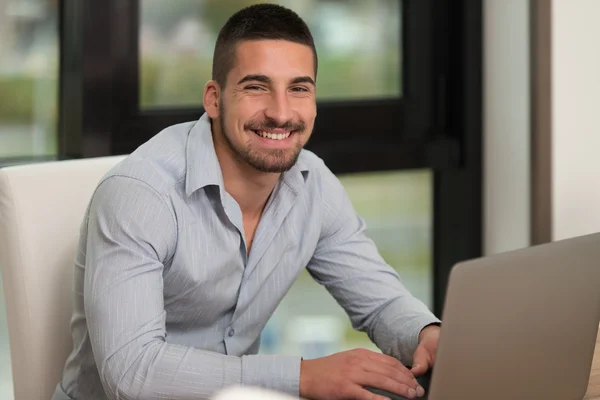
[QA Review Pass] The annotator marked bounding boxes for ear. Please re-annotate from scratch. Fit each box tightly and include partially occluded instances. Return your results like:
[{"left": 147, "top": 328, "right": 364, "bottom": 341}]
[{"left": 203, "top": 80, "right": 221, "bottom": 119}]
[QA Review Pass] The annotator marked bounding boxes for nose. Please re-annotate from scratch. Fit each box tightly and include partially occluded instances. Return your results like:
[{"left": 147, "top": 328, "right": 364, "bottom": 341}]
[{"left": 264, "top": 91, "right": 294, "bottom": 126}]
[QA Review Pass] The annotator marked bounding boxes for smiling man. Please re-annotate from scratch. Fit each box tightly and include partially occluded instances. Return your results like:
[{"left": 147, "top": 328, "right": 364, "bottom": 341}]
[{"left": 52, "top": 4, "right": 440, "bottom": 400}]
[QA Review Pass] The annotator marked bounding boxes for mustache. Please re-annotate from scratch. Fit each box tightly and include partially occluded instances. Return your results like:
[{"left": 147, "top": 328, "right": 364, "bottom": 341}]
[{"left": 244, "top": 118, "right": 305, "bottom": 133}]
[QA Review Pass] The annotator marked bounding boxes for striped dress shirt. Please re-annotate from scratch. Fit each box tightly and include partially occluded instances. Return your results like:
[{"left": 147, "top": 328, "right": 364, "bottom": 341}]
[{"left": 52, "top": 113, "right": 440, "bottom": 400}]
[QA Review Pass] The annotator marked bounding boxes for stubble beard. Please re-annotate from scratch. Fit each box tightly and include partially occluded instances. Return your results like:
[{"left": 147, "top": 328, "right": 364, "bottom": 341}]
[{"left": 218, "top": 104, "right": 306, "bottom": 173}]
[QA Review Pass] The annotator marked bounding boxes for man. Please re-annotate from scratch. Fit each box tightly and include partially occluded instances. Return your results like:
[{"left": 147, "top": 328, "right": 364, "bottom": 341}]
[{"left": 53, "top": 4, "right": 441, "bottom": 400}]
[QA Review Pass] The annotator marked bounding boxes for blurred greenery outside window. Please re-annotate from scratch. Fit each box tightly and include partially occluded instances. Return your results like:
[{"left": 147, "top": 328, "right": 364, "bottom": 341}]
[
  {"left": 0, "top": 0, "right": 59, "bottom": 158},
  {"left": 140, "top": 0, "right": 402, "bottom": 108}
]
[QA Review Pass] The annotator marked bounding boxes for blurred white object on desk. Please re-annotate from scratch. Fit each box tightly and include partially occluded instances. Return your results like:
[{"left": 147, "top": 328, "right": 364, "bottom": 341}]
[{"left": 212, "top": 386, "right": 301, "bottom": 400}]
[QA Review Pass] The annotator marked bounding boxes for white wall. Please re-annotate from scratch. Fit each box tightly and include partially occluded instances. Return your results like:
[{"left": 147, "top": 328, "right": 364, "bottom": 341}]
[
  {"left": 551, "top": 0, "right": 600, "bottom": 241},
  {"left": 483, "top": 0, "right": 531, "bottom": 255}
]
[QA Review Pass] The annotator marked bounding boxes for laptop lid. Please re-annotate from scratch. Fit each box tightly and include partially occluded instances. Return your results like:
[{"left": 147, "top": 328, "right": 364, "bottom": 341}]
[{"left": 428, "top": 233, "right": 600, "bottom": 400}]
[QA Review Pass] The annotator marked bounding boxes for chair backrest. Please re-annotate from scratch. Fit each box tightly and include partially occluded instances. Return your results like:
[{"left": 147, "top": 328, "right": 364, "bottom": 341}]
[{"left": 0, "top": 156, "right": 126, "bottom": 400}]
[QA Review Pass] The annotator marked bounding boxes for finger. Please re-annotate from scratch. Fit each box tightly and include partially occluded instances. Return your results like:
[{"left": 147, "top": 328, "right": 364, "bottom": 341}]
[
  {"left": 355, "top": 371, "right": 423, "bottom": 399},
  {"left": 366, "top": 352, "right": 414, "bottom": 378},
  {"left": 361, "top": 359, "right": 419, "bottom": 390},
  {"left": 410, "top": 346, "right": 431, "bottom": 377}
]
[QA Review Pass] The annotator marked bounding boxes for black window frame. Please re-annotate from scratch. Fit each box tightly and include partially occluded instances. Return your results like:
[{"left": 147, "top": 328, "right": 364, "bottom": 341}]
[{"left": 57, "top": 0, "right": 482, "bottom": 316}]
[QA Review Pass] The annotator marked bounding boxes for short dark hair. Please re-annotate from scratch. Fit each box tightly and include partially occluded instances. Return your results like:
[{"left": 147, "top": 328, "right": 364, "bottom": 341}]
[{"left": 212, "top": 3, "right": 318, "bottom": 88}]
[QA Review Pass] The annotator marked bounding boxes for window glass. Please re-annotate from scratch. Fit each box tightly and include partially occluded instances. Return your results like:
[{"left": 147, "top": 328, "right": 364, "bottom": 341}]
[
  {"left": 0, "top": 0, "right": 59, "bottom": 159},
  {"left": 140, "top": 0, "right": 402, "bottom": 108}
]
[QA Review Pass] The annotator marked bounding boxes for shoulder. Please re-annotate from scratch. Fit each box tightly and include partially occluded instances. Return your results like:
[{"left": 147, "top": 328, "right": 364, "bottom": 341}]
[
  {"left": 297, "top": 149, "right": 353, "bottom": 224},
  {"left": 100, "top": 121, "right": 196, "bottom": 195},
  {"left": 297, "top": 149, "right": 339, "bottom": 188}
]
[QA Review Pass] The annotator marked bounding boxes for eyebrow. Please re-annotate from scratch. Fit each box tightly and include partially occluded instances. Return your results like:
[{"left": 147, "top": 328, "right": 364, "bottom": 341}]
[
  {"left": 237, "top": 74, "right": 316, "bottom": 87},
  {"left": 237, "top": 74, "right": 271, "bottom": 85},
  {"left": 290, "top": 76, "right": 316, "bottom": 86}
]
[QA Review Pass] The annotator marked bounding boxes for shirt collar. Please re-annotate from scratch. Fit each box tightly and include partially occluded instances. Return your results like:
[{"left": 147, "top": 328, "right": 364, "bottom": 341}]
[{"left": 185, "top": 113, "right": 310, "bottom": 197}]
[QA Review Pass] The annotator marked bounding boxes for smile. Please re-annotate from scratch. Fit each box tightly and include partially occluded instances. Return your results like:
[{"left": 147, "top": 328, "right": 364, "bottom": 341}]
[{"left": 253, "top": 131, "right": 292, "bottom": 140}]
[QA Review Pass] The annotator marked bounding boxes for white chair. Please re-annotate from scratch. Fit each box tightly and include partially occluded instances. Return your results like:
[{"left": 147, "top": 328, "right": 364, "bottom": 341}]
[{"left": 0, "top": 156, "right": 126, "bottom": 400}]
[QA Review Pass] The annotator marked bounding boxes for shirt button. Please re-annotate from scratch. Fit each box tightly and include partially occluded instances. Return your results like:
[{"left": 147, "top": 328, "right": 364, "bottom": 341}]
[{"left": 228, "top": 328, "right": 235, "bottom": 337}]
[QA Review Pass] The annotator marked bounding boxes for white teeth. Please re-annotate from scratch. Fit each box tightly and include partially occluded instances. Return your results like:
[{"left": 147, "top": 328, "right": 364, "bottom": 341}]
[{"left": 258, "top": 131, "right": 291, "bottom": 140}]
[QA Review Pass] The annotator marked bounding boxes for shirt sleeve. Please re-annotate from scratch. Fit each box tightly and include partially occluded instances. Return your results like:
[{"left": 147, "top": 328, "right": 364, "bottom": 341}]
[
  {"left": 306, "top": 169, "right": 440, "bottom": 366},
  {"left": 84, "top": 176, "right": 300, "bottom": 400}
]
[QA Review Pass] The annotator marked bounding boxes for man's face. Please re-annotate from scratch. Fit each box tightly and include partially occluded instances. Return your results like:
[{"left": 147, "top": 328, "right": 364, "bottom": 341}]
[{"left": 215, "top": 40, "right": 317, "bottom": 173}]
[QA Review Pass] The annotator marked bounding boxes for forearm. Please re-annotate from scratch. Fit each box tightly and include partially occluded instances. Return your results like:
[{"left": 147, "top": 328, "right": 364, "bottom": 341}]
[
  {"left": 101, "top": 340, "right": 301, "bottom": 400},
  {"left": 367, "top": 297, "right": 440, "bottom": 366}
]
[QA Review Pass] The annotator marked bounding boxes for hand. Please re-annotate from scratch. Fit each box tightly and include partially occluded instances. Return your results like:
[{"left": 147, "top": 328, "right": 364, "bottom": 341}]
[
  {"left": 411, "top": 324, "right": 441, "bottom": 377},
  {"left": 299, "top": 348, "right": 426, "bottom": 400}
]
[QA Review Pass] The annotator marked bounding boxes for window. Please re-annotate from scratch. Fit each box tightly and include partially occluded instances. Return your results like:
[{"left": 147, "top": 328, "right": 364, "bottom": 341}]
[
  {"left": 140, "top": 0, "right": 402, "bottom": 108},
  {"left": 61, "top": 0, "right": 445, "bottom": 163},
  {"left": 261, "top": 170, "right": 432, "bottom": 357},
  {"left": 0, "top": 0, "right": 59, "bottom": 160}
]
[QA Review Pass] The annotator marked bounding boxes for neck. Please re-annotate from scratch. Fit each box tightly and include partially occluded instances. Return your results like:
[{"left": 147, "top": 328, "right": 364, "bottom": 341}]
[{"left": 212, "top": 129, "right": 280, "bottom": 217}]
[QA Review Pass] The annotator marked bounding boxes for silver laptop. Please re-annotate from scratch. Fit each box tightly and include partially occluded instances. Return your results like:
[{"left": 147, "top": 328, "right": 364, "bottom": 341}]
[{"left": 426, "top": 232, "right": 600, "bottom": 400}]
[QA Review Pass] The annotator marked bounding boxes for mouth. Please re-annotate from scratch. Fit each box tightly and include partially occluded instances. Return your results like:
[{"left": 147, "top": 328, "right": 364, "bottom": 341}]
[{"left": 250, "top": 130, "right": 295, "bottom": 141}]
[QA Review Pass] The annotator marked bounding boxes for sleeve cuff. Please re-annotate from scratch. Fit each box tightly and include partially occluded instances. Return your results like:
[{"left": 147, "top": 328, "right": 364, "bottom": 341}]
[
  {"left": 401, "top": 316, "right": 442, "bottom": 366},
  {"left": 241, "top": 354, "right": 302, "bottom": 396}
]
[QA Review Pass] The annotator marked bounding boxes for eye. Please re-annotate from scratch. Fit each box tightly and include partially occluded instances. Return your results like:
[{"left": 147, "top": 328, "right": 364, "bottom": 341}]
[
  {"left": 291, "top": 86, "right": 310, "bottom": 93},
  {"left": 245, "top": 85, "right": 266, "bottom": 91}
]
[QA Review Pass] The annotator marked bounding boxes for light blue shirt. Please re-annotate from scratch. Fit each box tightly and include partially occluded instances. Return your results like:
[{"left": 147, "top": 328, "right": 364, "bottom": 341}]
[{"left": 53, "top": 114, "right": 440, "bottom": 400}]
